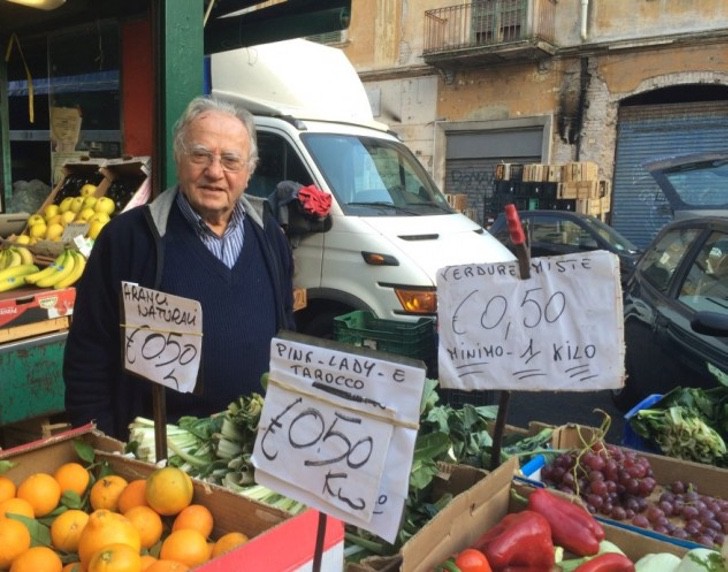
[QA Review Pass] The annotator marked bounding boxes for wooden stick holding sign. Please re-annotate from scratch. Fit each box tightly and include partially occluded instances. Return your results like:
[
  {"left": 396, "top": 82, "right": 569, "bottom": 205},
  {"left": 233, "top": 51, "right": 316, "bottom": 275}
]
[
  {"left": 120, "top": 281, "right": 203, "bottom": 462},
  {"left": 490, "top": 204, "right": 529, "bottom": 469}
]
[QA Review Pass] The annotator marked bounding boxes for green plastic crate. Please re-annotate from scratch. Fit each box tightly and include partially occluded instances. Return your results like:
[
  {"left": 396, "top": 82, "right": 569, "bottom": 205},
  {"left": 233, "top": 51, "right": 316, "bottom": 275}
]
[{"left": 333, "top": 310, "right": 436, "bottom": 363}]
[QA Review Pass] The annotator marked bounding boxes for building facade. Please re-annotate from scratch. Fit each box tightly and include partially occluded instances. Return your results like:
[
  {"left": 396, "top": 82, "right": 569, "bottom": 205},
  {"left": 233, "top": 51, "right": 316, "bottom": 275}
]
[{"left": 337, "top": 0, "right": 728, "bottom": 247}]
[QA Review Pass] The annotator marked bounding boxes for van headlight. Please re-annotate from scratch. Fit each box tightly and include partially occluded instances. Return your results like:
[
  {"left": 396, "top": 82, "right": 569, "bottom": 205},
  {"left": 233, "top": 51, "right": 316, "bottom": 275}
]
[{"left": 394, "top": 288, "right": 437, "bottom": 314}]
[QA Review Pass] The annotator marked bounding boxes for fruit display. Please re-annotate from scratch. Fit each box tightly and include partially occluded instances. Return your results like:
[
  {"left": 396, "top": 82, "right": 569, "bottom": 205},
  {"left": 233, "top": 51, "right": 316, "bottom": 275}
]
[
  {"left": 0, "top": 461, "right": 252, "bottom": 572},
  {"left": 541, "top": 442, "right": 728, "bottom": 549},
  {"left": 0, "top": 245, "right": 39, "bottom": 292},
  {"left": 52, "top": 173, "right": 105, "bottom": 205},
  {"left": 0, "top": 245, "right": 86, "bottom": 292}
]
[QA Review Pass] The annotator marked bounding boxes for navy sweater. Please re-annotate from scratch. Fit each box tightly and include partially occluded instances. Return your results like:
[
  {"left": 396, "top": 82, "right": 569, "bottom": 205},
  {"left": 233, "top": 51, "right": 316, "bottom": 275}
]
[{"left": 63, "top": 188, "right": 295, "bottom": 440}]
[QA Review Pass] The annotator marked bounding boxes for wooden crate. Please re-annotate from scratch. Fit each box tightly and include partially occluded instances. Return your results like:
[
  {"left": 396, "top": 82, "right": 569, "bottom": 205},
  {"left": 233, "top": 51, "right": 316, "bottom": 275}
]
[{"left": 0, "top": 316, "right": 70, "bottom": 344}]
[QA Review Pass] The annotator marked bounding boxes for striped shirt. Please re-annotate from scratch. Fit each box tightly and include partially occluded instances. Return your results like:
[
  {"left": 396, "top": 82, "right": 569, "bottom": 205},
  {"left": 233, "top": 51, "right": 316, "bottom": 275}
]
[{"left": 176, "top": 191, "right": 246, "bottom": 268}]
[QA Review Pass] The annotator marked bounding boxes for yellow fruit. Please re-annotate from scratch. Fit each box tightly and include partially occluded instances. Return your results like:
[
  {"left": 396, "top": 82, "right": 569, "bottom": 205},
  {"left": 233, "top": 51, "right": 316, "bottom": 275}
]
[
  {"left": 87, "top": 542, "right": 142, "bottom": 572},
  {"left": 14, "top": 234, "right": 31, "bottom": 245},
  {"left": 50, "top": 508, "right": 89, "bottom": 552},
  {"left": 29, "top": 222, "right": 47, "bottom": 239},
  {"left": 159, "top": 529, "right": 209, "bottom": 569},
  {"left": 90, "top": 475, "right": 129, "bottom": 512},
  {"left": 69, "top": 197, "right": 85, "bottom": 214},
  {"left": 44, "top": 204, "right": 60, "bottom": 220},
  {"left": 45, "top": 222, "right": 65, "bottom": 241},
  {"left": 124, "top": 505, "right": 163, "bottom": 549},
  {"left": 83, "top": 196, "right": 98, "bottom": 209},
  {"left": 80, "top": 183, "right": 98, "bottom": 197},
  {"left": 144, "top": 561, "right": 189, "bottom": 572},
  {"left": 0, "top": 475, "right": 16, "bottom": 502},
  {"left": 78, "top": 510, "right": 141, "bottom": 568},
  {"left": 0, "top": 517, "right": 32, "bottom": 569},
  {"left": 0, "top": 497, "right": 35, "bottom": 519},
  {"left": 47, "top": 214, "right": 63, "bottom": 225},
  {"left": 87, "top": 220, "right": 107, "bottom": 240},
  {"left": 27, "top": 213, "right": 45, "bottom": 227},
  {"left": 61, "top": 211, "right": 77, "bottom": 225},
  {"left": 210, "top": 531, "right": 248, "bottom": 558},
  {"left": 16, "top": 472, "right": 62, "bottom": 517},
  {"left": 171, "top": 504, "right": 214, "bottom": 539},
  {"left": 10, "top": 545, "right": 63, "bottom": 572},
  {"left": 54, "top": 462, "right": 91, "bottom": 496},
  {"left": 95, "top": 196, "right": 116, "bottom": 216},
  {"left": 145, "top": 467, "right": 193, "bottom": 516},
  {"left": 59, "top": 197, "right": 74, "bottom": 213},
  {"left": 76, "top": 207, "right": 96, "bottom": 222}
]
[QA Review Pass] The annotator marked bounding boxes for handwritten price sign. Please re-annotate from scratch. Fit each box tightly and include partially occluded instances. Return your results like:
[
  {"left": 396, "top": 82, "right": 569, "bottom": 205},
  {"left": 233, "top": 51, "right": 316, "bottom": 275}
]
[
  {"left": 252, "top": 334, "right": 425, "bottom": 543},
  {"left": 437, "top": 251, "right": 625, "bottom": 392},
  {"left": 120, "top": 281, "right": 202, "bottom": 393}
]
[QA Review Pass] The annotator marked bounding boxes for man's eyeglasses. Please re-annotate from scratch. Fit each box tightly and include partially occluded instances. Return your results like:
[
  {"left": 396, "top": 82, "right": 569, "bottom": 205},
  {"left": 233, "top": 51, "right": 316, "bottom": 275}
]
[{"left": 185, "top": 146, "right": 247, "bottom": 172}]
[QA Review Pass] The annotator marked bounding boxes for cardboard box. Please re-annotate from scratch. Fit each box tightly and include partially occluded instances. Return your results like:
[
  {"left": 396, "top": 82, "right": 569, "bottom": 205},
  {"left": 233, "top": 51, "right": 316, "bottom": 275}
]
[
  {"left": 0, "top": 286, "right": 75, "bottom": 337},
  {"left": 23, "top": 156, "right": 151, "bottom": 259},
  {"left": 0, "top": 425, "right": 345, "bottom": 571},
  {"left": 353, "top": 457, "right": 687, "bottom": 572}
]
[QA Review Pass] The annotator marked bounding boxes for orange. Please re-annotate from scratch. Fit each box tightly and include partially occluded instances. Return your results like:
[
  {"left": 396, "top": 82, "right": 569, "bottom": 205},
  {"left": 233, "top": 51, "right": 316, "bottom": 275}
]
[
  {"left": 9, "top": 545, "right": 62, "bottom": 572},
  {"left": 159, "top": 529, "right": 209, "bottom": 568},
  {"left": 0, "top": 497, "right": 35, "bottom": 519},
  {"left": 78, "top": 510, "right": 141, "bottom": 568},
  {"left": 117, "top": 480, "right": 148, "bottom": 514},
  {"left": 90, "top": 475, "right": 129, "bottom": 512},
  {"left": 145, "top": 467, "right": 193, "bottom": 516},
  {"left": 61, "top": 563, "right": 81, "bottom": 572},
  {"left": 171, "top": 504, "right": 213, "bottom": 539},
  {"left": 16, "top": 472, "right": 62, "bottom": 517},
  {"left": 123, "top": 505, "right": 163, "bottom": 550},
  {"left": 54, "top": 462, "right": 91, "bottom": 496},
  {"left": 0, "top": 475, "right": 16, "bottom": 502},
  {"left": 144, "top": 561, "right": 189, "bottom": 572},
  {"left": 139, "top": 554, "right": 157, "bottom": 571},
  {"left": 210, "top": 531, "right": 249, "bottom": 559},
  {"left": 50, "top": 508, "right": 90, "bottom": 552},
  {"left": 87, "top": 543, "right": 142, "bottom": 572},
  {"left": 0, "top": 517, "right": 32, "bottom": 568}
]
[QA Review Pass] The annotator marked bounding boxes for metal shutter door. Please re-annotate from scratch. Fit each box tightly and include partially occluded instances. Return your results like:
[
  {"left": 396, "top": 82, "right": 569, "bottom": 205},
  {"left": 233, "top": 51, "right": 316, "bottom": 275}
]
[{"left": 612, "top": 101, "right": 728, "bottom": 248}]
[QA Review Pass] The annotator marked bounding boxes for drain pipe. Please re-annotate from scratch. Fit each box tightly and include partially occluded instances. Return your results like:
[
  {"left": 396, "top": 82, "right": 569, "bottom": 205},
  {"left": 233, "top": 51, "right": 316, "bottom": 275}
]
[{"left": 580, "top": 0, "right": 589, "bottom": 41}]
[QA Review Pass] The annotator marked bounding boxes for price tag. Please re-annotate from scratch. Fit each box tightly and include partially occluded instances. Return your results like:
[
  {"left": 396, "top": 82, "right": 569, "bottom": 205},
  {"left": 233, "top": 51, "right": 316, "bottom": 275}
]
[
  {"left": 437, "top": 251, "right": 625, "bottom": 392},
  {"left": 120, "top": 281, "right": 202, "bottom": 393},
  {"left": 252, "top": 334, "right": 425, "bottom": 543}
]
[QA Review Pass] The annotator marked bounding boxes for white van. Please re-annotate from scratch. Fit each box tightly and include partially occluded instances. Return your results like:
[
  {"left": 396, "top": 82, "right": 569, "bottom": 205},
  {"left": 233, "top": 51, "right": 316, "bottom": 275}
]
[{"left": 210, "top": 39, "right": 515, "bottom": 337}]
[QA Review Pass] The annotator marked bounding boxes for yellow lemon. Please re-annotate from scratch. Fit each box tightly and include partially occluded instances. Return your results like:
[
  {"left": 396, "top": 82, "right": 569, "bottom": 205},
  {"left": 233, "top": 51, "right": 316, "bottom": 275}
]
[
  {"left": 14, "top": 234, "right": 31, "bottom": 245},
  {"left": 80, "top": 183, "right": 97, "bottom": 197},
  {"left": 83, "top": 196, "right": 98, "bottom": 209},
  {"left": 44, "top": 204, "right": 60, "bottom": 220},
  {"left": 87, "top": 220, "right": 107, "bottom": 240},
  {"left": 45, "top": 223, "right": 65, "bottom": 241},
  {"left": 29, "top": 223, "right": 47, "bottom": 239},
  {"left": 61, "top": 211, "right": 77, "bottom": 225},
  {"left": 89, "top": 212, "right": 111, "bottom": 225},
  {"left": 59, "top": 197, "right": 75, "bottom": 214},
  {"left": 27, "top": 213, "right": 45, "bottom": 227},
  {"left": 94, "top": 196, "right": 116, "bottom": 216},
  {"left": 69, "top": 197, "right": 85, "bottom": 214},
  {"left": 76, "top": 208, "right": 96, "bottom": 223}
]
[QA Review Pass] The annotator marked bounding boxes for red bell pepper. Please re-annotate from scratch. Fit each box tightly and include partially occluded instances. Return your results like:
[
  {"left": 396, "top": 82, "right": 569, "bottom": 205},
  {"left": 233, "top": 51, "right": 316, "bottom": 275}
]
[
  {"left": 527, "top": 487, "right": 605, "bottom": 556},
  {"left": 471, "top": 510, "right": 555, "bottom": 570},
  {"left": 573, "top": 552, "right": 635, "bottom": 572}
]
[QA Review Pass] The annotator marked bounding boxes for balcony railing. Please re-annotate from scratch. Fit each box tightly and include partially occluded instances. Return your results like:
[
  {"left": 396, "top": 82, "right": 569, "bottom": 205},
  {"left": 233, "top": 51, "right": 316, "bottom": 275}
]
[{"left": 424, "top": 0, "right": 556, "bottom": 59}]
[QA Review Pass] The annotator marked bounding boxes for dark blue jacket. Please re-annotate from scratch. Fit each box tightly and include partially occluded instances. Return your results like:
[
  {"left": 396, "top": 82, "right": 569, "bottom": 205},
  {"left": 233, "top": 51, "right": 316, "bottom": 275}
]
[{"left": 63, "top": 188, "right": 295, "bottom": 440}]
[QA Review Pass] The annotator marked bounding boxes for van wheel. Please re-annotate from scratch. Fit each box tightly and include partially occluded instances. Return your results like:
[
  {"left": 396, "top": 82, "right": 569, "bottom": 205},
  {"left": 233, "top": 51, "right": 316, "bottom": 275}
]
[{"left": 299, "top": 311, "right": 339, "bottom": 340}]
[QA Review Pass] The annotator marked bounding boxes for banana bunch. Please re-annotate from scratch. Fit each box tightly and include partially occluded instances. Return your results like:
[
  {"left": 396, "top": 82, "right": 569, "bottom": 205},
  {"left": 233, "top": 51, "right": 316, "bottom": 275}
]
[
  {"left": 0, "top": 246, "right": 39, "bottom": 293},
  {"left": 24, "top": 249, "right": 87, "bottom": 290}
]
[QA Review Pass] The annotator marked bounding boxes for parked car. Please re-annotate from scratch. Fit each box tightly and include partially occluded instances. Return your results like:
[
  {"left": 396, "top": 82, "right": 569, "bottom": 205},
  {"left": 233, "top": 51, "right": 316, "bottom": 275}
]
[
  {"left": 488, "top": 209, "right": 641, "bottom": 284},
  {"left": 615, "top": 216, "right": 728, "bottom": 411}
]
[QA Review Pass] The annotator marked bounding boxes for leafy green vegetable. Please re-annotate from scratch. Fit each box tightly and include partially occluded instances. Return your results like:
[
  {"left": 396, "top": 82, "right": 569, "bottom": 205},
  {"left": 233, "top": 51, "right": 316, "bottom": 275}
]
[{"left": 629, "top": 387, "right": 728, "bottom": 466}]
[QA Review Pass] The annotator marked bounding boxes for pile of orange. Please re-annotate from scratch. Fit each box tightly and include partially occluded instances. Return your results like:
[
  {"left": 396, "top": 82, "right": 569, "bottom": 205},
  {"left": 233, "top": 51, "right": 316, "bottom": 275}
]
[{"left": 0, "top": 464, "right": 250, "bottom": 572}]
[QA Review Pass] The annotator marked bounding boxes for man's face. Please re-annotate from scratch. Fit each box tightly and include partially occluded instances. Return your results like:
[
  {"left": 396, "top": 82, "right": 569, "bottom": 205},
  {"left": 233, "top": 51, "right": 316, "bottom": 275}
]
[{"left": 177, "top": 110, "right": 252, "bottom": 225}]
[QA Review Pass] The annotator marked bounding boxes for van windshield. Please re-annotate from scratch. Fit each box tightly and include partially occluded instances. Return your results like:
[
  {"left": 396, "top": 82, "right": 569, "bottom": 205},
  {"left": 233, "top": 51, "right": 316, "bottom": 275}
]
[{"left": 302, "top": 133, "right": 454, "bottom": 216}]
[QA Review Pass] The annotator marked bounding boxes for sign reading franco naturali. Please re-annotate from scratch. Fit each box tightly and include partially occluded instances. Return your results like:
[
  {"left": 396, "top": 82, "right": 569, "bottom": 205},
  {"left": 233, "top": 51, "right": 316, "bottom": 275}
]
[{"left": 436, "top": 250, "right": 625, "bottom": 392}]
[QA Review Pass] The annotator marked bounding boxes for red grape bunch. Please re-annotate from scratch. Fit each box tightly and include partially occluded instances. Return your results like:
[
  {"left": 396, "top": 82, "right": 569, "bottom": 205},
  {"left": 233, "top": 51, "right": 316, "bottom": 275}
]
[{"left": 540, "top": 442, "right": 727, "bottom": 548}]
